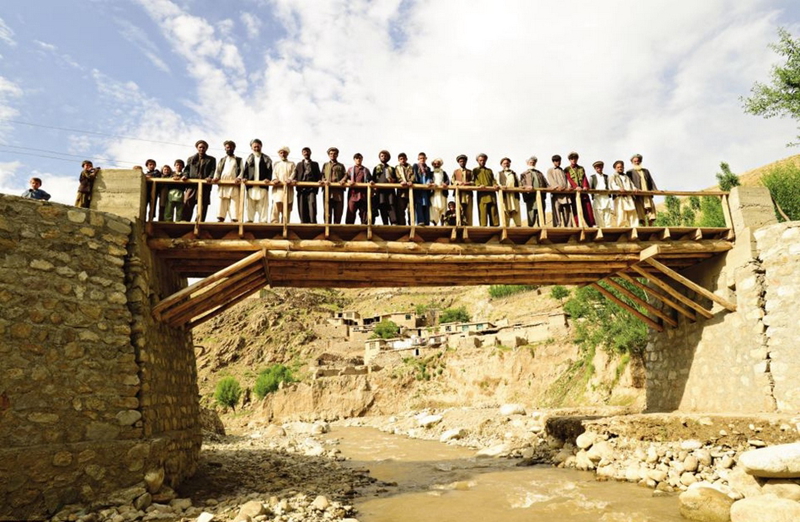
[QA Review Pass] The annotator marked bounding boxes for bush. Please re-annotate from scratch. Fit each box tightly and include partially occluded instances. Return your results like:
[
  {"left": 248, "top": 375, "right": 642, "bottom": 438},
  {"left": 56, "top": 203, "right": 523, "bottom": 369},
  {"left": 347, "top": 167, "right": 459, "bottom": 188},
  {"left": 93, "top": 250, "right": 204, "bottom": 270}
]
[
  {"left": 253, "top": 364, "right": 295, "bottom": 400},
  {"left": 372, "top": 320, "right": 400, "bottom": 339},
  {"left": 214, "top": 376, "right": 242, "bottom": 410},
  {"left": 761, "top": 163, "right": 800, "bottom": 221},
  {"left": 488, "top": 285, "right": 538, "bottom": 298},
  {"left": 563, "top": 280, "right": 649, "bottom": 355},
  {"left": 550, "top": 285, "right": 570, "bottom": 303},
  {"left": 439, "top": 306, "right": 470, "bottom": 324}
]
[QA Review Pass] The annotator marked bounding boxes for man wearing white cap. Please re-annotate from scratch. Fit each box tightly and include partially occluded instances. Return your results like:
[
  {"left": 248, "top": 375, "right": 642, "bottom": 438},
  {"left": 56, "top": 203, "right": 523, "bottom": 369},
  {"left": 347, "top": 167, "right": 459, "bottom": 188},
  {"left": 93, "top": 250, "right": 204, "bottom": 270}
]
[{"left": 271, "top": 146, "right": 296, "bottom": 223}]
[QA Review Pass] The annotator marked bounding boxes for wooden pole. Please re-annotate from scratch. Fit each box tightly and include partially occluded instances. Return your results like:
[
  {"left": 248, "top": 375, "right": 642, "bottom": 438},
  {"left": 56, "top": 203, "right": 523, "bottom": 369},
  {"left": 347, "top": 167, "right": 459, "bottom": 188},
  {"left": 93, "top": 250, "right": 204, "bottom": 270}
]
[
  {"left": 643, "top": 257, "right": 737, "bottom": 312},
  {"left": 616, "top": 272, "right": 697, "bottom": 322},
  {"left": 324, "top": 183, "right": 330, "bottom": 239},
  {"left": 195, "top": 179, "right": 204, "bottom": 236},
  {"left": 630, "top": 264, "right": 714, "bottom": 319},
  {"left": 238, "top": 182, "right": 245, "bottom": 237},
  {"left": 367, "top": 184, "right": 373, "bottom": 240},
  {"left": 282, "top": 180, "right": 289, "bottom": 238},
  {"left": 604, "top": 278, "right": 678, "bottom": 327},
  {"left": 408, "top": 186, "right": 416, "bottom": 239},
  {"left": 591, "top": 282, "right": 664, "bottom": 332},
  {"left": 536, "top": 189, "right": 546, "bottom": 228}
]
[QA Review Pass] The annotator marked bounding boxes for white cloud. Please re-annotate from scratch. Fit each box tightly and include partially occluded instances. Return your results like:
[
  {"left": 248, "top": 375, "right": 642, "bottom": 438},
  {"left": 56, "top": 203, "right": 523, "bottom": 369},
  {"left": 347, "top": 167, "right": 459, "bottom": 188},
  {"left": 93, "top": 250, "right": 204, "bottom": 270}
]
[
  {"left": 0, "top": 18, "right": 15, "bottom": 47},
  {"left": 115, "top": 19, "right": 172, "bottom": 73},
  {"left": 116, "top": 0, "right": 798, "bottom": 198},
  {"left": 240, "top": 12, "right": 261, "bottom": 39},
  {"left": 34, "top": 40, "right": 57, "bottom": 52}
]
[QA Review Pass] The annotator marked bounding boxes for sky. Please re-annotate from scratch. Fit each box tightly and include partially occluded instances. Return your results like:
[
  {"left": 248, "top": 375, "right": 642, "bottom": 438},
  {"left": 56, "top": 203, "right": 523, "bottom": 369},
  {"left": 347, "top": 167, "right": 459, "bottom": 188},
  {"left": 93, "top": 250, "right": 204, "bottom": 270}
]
[{"left": 1, "top": 0, "right": 800, "bottom": 208}]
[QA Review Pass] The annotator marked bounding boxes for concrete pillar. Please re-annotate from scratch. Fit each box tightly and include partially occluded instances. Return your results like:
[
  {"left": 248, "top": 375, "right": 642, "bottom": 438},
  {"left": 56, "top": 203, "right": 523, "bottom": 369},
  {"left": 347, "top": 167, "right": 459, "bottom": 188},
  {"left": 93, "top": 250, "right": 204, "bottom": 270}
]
[
  {"left": 92, "top": 168, "right": 146, "bottom": 222},
  {"left": 728, "top": 186, "right": 777, "bottom": 235}
]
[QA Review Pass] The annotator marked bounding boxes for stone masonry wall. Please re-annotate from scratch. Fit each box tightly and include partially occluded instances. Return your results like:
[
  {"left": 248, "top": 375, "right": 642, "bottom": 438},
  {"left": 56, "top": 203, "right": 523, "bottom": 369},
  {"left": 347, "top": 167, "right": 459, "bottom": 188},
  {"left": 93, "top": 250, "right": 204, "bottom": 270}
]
[
  {"left": 645, "top": 187, "right": 799, "bottom": 414},
  {"left": 0, "top": 176, "right": 200, "bottom": 520}
]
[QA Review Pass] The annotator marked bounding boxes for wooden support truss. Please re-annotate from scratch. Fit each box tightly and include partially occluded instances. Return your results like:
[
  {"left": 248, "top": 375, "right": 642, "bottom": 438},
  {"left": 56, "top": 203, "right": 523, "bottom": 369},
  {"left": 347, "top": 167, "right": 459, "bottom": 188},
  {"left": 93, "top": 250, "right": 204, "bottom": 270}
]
[{"left": 594, "top": 246, "right": 737, "bottom": 331}]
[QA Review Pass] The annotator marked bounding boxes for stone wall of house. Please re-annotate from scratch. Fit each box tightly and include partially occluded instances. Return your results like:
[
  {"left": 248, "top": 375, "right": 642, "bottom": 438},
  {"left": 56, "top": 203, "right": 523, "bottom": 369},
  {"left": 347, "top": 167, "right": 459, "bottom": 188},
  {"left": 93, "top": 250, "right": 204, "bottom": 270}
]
[
  {"left": 645, "top": 187, "right": 799, "bottom": 414},
  {"left": 0, "top": 169, "right": 200, "bottom": 520}
]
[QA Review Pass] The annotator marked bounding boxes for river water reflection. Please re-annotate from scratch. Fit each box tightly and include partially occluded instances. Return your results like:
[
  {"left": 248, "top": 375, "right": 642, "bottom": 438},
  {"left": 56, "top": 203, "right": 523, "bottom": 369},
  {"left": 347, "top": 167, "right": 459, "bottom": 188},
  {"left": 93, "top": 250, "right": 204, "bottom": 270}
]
[{"left": 327, "top": 426, "right": 681, "bottom": 522}]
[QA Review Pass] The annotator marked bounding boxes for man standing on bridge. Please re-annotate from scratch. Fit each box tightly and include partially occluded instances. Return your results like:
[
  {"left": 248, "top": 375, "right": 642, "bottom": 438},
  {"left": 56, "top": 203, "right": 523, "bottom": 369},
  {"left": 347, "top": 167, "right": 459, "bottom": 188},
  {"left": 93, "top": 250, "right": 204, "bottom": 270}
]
[
  {"left": 547, "top": 155, "right": 571, "bottom": 227},
  {"left": 473, "top": 153, "right": 499, "bottom": 227},
  {"left": 626, "top": 154, "right": 658, "bottom": 225},
  {"left": 322, "top": 147, "right": 347, "bottom": 224},
  {"left": 451, "top": 154, "right": 473, "bottom": 226},
  {"left": 271, "top": 146, "right": 296, "bottom": 223},
  {"left": 241, "top": 139, "right": 273, "bottom": 223},
  {"left": 564, "top": 151, "right": 595, "bottom": 227},
  {"left": 212, "top": 140, "right": 244, "bottom": 222},
  {"left": 182, "top": 140, "right": 216, "bottom": 222},
  {"left": 520, "top": 156, "right": 547, "bottom": 227},
  {"left": 295, "top": 147, "right": 321, "bottom": 223}
]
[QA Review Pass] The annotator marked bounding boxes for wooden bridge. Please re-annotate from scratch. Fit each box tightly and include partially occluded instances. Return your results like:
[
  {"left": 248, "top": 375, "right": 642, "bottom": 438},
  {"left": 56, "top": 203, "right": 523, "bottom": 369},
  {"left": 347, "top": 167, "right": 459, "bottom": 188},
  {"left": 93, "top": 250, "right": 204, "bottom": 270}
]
[{"left": 146, "top": 180, "right": 738, "bottom": 331}]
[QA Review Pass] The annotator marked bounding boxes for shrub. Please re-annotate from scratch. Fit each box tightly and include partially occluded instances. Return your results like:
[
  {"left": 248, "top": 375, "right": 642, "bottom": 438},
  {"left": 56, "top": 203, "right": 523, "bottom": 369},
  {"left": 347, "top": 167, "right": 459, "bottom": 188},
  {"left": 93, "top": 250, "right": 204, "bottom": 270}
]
[
  {"left": 439, "top": 306, "right": 470, "bottom": 324},
  {"left": 761, "top": 163, "right": 800, "bottom": 221},
  {"left": 253, "top": 364, "right": 295, "bottom": 400},
  {"left": 488, "top": 285, "right": 538, "bottom": 298},
  {"left": 372, "top": 320, "right": 400, "bottom": 339},
  {"left": 550, "top": 285, "right": 570, "bottom": 304},
  {"left": 563, "top": 280, "right": 649, "bottom": 355},
  {"left": 214, "top": 376, "right": 242, "bottom": 410}
]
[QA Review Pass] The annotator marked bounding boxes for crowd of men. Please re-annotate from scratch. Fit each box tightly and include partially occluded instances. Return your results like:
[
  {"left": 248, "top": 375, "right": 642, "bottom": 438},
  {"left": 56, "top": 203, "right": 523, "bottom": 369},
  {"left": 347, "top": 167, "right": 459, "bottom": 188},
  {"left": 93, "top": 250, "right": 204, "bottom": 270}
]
[{"left": 141, "top": 139, "right": 660, "bottom": 228}]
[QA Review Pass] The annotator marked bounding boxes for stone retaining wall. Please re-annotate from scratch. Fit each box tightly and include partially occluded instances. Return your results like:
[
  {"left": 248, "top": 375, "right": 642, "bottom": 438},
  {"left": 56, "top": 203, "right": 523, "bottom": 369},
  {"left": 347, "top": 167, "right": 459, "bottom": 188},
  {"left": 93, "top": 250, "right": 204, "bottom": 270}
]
[
  {"left": 645, "top": 187, "right": 799, "bottom": 414},
  {"left": 0, "top": 177, "right": 200, "bottom": 520}
]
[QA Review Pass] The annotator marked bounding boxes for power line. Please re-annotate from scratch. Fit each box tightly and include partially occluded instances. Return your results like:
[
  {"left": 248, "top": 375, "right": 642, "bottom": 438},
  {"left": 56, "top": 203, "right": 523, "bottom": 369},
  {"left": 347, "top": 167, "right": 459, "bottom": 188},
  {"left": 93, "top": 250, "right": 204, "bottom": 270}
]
[
  {"left": 0, "top": 118, "right": 193, "bottom": 148},
  {"left": 0, "top": 148, "right": 132, "bottom": 169},
  {"left": 1, "top": 144, "right": 141, "bottom": 166}
]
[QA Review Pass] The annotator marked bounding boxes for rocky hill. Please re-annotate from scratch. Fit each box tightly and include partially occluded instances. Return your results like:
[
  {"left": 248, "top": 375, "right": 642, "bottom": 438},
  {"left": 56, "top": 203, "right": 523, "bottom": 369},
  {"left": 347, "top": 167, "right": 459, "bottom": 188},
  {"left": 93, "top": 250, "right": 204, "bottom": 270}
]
[{"left": 192, "top": 285, "right": 645, "bottom": 418}]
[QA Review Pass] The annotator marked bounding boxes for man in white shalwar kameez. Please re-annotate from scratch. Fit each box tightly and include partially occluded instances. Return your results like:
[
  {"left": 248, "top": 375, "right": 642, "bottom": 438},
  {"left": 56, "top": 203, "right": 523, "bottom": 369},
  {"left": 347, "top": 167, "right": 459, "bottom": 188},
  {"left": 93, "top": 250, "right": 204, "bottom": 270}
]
[
  {"left": 589, "top": 160, "right": 614, "bottom": 228},
  {"left": 213, "top": 140, "right": 244, "bottom": 222},
  {"left": 609, "top": 160, "right": 639, "bottom": 227},
  {"left": 271, "top": 146, "right": 296, "bottom": 223}
]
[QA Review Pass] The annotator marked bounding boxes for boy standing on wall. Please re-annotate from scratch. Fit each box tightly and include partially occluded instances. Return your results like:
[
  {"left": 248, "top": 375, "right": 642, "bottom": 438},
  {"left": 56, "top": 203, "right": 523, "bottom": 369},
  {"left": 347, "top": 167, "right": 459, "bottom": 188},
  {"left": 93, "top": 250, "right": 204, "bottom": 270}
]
[{"left": 76, "top": 160, "right": 99, "bottom": 208}]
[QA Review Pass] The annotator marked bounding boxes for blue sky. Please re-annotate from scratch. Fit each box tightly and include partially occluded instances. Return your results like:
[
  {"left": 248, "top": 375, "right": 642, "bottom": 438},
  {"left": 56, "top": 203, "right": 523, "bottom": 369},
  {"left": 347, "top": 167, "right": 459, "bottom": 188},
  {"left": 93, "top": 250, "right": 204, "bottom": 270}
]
[{"left": 1, "top": 0, "right": 800, "bottom": 205}]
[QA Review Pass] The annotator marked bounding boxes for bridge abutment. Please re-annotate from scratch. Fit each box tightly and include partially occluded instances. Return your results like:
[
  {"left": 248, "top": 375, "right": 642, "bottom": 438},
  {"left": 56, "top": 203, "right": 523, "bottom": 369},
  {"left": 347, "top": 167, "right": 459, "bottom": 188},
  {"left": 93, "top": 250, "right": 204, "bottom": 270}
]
[
  {"left": 645, "top": 186, "right": 800, "bottom": 413},
  {"left": 0, "top": 170, "right": 200, "bottom": 520}
]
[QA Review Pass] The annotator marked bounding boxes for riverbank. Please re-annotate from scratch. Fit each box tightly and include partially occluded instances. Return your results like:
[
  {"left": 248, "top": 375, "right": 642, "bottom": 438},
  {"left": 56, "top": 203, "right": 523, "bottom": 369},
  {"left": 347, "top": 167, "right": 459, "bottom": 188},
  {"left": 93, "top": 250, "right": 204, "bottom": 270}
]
[{"left": 49, "top": 407, "right": 800, "bottom": 521}]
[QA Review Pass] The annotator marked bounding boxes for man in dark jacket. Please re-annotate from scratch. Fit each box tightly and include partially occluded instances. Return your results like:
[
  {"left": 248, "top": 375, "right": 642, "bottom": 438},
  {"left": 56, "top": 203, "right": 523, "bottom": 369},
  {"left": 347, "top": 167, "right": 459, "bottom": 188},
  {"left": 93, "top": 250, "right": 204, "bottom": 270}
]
[
  {"left": 371, "top": 150, "right": 397, "bottom": 225},
  {"left": 295, "top": 147, "right": 321, "bottom": 223},
  {"left": 182, "top": 140, "right": 216, "bottom": 221}
]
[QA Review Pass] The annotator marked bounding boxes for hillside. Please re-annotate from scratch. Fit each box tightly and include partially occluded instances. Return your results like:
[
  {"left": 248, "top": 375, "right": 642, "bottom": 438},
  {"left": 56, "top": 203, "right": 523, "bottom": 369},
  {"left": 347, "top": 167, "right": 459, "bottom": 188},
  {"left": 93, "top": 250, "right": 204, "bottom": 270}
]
[{"left": 193, "top": 285, "right": 645, "bottom": 419}]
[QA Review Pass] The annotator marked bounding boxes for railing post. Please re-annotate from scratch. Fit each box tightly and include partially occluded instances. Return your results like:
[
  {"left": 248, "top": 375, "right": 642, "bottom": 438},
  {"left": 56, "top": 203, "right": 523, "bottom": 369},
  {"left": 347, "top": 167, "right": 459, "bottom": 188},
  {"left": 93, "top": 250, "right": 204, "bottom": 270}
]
[
  {"left": 367, "top": 184, "right": 373, "bottom": 239},
  {"left": 496, "top": 185, "right": 507, "bottom": 231},
  {"left": 721, "top": 194, "right": 735, "bottom": 240},
  {"left": 282, "top": 180, "right": 288, "bottom": 238},
  {"left": 536, "top": 188, "right": 546, "bottom": 228},
  {"left": 324, "top": 183, "right": 330, "bottom": 239},
  {"left": 194, "top": 179, "right": 203, "bottom": 236},
  {"left": 455, "top": 186, "right": 462, "bottom": 226},
  {"left": 408, "top": 185, "right": 416, "bottom": 239},
  {"left": 238, "top": 181, "right": 245, "bottom": 237}
]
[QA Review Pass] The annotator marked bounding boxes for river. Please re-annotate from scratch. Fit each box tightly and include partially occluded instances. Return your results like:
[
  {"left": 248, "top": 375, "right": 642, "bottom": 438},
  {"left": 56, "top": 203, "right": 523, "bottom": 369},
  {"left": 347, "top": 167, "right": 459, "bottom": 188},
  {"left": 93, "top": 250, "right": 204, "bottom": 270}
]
[{"left": 326, "top": 426, "right": 682, "bottom": 522}]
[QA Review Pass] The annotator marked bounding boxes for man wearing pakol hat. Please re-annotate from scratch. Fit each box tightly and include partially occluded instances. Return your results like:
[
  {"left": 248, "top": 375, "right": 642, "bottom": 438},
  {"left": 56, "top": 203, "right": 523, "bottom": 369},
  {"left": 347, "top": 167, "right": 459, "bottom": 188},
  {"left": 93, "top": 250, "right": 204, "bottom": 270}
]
[
  {"left": 271, "top": 146, "right": 296, "bottom": 223},
  {"left": 394, "top": 152, "right": 413, "bottom": 226},
  {"left": 322, "top": 147, "right": 347, "bottom": 224},
  {"left": 182, "top": 140, "right": 216, "bottom": 221},
  {"left": 346, "top": 153, "right": 371, "bottom": 224},
  {"left": 626, "top": 154, "right": 658, "bottom": 225},
  {"left": 371, "top": 150, "right": 397, "bottom": 225},
  {"left": 241, "top": 139, "right": 273, "bottom": 223},
  {"left": 295, "top": 147, "right": 321, "bottom": 223},
  {"left": 589, "top": 160, "right": 614, "bottom": 228},
  {"left": 212, "top": 140, "right": 245, "bottom": 222},
  {"left": 520, "top": 156, "right": 548, "bottom": 227},
  {"left": 610, "top": 160, "right": 638, "bottom": 227},
  {"left": 564, "top": 151, "right": 595, "bottom": 227},
  {"left": 451, "top": 154, "right": 473, "bottom": 226},
  {"left": 473, "top": 153, "right": 499, "bottom": 227}
]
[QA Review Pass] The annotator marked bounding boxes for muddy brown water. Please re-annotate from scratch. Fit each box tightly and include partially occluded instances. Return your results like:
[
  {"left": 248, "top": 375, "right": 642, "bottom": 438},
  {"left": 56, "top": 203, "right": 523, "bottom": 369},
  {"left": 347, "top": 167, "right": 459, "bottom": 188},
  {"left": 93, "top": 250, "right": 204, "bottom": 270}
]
[{"left": 327, "top": 426, "right": 682, "bottom": 522}]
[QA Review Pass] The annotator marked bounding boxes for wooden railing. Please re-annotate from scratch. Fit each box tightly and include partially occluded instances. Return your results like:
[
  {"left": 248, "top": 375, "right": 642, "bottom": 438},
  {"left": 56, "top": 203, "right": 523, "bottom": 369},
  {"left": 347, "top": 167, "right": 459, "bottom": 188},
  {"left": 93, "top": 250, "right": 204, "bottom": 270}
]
[{"left": 145, "top": 178, "right": 733, "bottom": 239}]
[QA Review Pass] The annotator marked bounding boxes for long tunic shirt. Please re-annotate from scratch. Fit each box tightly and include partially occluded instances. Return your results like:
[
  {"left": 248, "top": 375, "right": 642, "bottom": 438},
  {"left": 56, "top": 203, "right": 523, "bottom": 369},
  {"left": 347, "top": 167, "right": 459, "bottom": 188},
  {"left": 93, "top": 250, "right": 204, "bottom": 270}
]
[
  {"left": 273, "top": 159, "right": 297, "bottom": 204},
  {"left": 498, "top": 168, "right": 520, "bottom": 213}
]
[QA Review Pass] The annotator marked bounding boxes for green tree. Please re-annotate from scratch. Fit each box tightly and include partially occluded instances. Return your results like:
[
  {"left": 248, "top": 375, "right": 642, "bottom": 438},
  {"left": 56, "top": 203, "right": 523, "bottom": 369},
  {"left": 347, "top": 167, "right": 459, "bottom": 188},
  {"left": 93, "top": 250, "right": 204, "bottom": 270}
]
[
  {"left": 253, "top": 364, "right": 295, "bottom": 400},
  {"left": 439, "top": 306, "right": 470, "bottom": 324},
  {"left": 742, "top": 28, "right": 800, "bottom": 145},
  {"left": 550, "top": 285, "right": 570, "bottom": 304},
  {"left": 699, "top": 162, "right": 740, "bottom": 228},
  {"left": 214, "top": 376, "right": 242, "bottom": 410},
  {"left": 563, "top": 280, "right": 649, "bottom": 355},
  {"left": 761, "top": 163, "right": 800, "bottom": 221},
  {"left": 372, "top": 320, "right": 400, "bottom": 339}
]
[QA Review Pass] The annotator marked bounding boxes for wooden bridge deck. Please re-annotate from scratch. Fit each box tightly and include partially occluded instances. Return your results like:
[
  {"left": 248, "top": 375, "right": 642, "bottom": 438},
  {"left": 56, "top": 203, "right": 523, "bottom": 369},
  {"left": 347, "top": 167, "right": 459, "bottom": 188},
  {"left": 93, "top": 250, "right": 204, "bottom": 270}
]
[{"left": 148, "top": 222, "right": 733, "bottom": 284}]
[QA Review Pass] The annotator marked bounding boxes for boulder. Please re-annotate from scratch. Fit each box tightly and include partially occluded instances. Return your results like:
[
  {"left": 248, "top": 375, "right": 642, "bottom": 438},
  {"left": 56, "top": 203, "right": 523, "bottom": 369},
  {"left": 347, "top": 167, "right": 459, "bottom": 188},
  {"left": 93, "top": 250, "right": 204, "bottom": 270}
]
[
  {"left": 417, "top": 414, "right": 443, "bottom": 428},
  {"left": 264, "top": 424, "right": 286, "bottom": 438},
  {"left": 311, "top": 495, "right": 330, "bottom": 511},
  {"left": 144, "top": 468, "right": 165, "bottom": 494},
  {"left": 587, "top": 440, "right": 613, "bottom": 463},
  {"left": 440, "top": 428, "right": 466, "bottom": 442},
  {"left": 236, "top": 500, "right": 266, "bottom": 520},
  {"left": 475, "top": 443, "right": 513, "bottom": 458},
  {"left": 728, "top": 467, "right": 763, "bottom": 498},
  {"left": 499, "top": 404, "right": 526, "bottom": 416},
  {"left": 730, "top": 495, "right": 800, "bottom": 522},
  {"left": 197, "top": 513, "right": 215, "bottom": 522},
  {"left": 575, "top": 432, "right": 596, "bottom": 450},
  {"left": 761, "top": 480, "right": 800, "bottom": 501},
  {"left": 739, "top": 443, "right": 800, "bottom": 479},
  {"left": 679, "top": 486, "right": 734, "bottom": 522}
]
